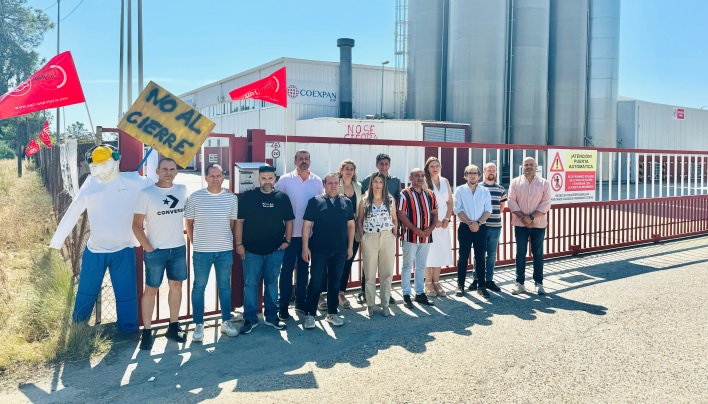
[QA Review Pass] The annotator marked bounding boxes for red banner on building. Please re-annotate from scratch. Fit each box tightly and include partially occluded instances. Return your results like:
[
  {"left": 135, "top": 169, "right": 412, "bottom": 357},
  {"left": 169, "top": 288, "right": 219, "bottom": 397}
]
[
  {"left": 229, "top": 67, "right": 287, "bottom": 108},
  {"left": 25, "top": 138, "right": 40, "bottom": 156},
  {"left": 39, "top": 120, "right": 52, "bottom": 148},
  {"left": 0, "top": 51, "right": 86, "bottom": 120}
]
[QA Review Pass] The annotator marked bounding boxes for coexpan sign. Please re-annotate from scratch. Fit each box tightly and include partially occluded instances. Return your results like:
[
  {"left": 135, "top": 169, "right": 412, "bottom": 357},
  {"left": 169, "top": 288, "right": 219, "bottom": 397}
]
[{"left": 286, "top": 80, "right": 337, "bottom": 106}]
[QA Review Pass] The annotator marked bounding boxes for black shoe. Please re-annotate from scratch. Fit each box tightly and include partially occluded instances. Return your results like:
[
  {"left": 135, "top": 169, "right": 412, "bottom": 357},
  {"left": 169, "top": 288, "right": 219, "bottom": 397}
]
[
  {"left": 455, "top": 287, "right": 464, "bottom": 297},
  {"left": 139, "top": 329, "right": 153, "bottom": 350},
  {"left": 467, "top": 280, "right": 478, "bottom": 291},
  {"left": 278, "top": 307, "right": 290, "bottom": 321},
  {"left": 389, "top": 296, "right": 395, "bottom": 304},
  {"left": 403, "top": 294, "right": 413, "bottom": 308},
  {"left": 239, "top": 320, "right": 258, "bottom": 334},
  {"left": 356, "top": 292, "right": 366, "bottom": 304},
  {"left": 264, "top": 318, "right": 287, "bottom": 330},
  {"left": 414, "top": 293, "right": 434, "bottom": 306},
  {"left": 165, "top": 322, "right": 187, "bottom": 343},
  {"left": 477, "top": 288, "right": 490, "bottom": 298},
  {"left": 486, "top": 281, "right": 501, "bottom": 292}
]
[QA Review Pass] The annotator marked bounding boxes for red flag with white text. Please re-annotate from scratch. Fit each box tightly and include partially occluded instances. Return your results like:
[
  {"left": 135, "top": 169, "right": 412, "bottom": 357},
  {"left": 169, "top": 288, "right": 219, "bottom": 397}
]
[
  {"left": 39, "top": 120, "right": 52, "bottom": 148},
  {"left": 229, "top": 67, "right": 287, "bottom": 108},
  {"left": 25, "top": 138, "right": 40, "bottom": 156},
  {"left": 0, "top": 51, "right": 86, "bottom": 120}
]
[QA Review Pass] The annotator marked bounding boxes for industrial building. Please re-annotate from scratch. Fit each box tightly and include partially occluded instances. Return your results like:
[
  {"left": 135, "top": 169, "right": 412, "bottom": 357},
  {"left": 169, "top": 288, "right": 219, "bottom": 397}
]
[{"left": 178, "top": 0, "right": 706, "bottom": 176}]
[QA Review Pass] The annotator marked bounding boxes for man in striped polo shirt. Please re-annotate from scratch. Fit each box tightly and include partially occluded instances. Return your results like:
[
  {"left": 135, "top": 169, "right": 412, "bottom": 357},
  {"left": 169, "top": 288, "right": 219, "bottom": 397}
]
[
  {"left": 398, "top": 168, "right": 438, "bottom": 308},
  {"left": 469, "top": 162, "right": 508, "bottom": 293},
  {"left": 184, "top": 164, "right": 240, "bottom": 341}
]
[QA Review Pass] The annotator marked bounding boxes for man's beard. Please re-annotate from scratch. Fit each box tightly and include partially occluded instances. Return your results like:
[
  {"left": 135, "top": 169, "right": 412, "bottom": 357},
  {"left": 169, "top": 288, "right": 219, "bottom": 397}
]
[{"left": 260, "top": 183, "right": 273, "bottom": 193}]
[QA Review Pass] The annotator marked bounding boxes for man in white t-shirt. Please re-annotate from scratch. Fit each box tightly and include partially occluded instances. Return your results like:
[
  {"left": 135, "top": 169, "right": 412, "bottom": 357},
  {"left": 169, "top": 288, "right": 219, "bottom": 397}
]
[
  {"left": 184, "top": 164, "right": 240, "bottom": 341},
  {"left": 133, "top": 158, "right": 188, "bottom": 350}
]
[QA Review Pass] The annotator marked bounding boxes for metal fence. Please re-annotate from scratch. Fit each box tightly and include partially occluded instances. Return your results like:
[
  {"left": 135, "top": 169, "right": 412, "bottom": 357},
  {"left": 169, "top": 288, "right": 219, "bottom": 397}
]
[{"left": 134, "top": 131, "right": 708, "bottom": 325}]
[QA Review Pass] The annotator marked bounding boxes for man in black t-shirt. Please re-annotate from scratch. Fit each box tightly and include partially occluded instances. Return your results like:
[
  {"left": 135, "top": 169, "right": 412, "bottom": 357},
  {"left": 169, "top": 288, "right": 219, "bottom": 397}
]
[
  {"left": 301, "top": 173, "right": 355, "bottom": 329},
  {"left": 235, "top": 165, "right": 295, "bottom": 334}
]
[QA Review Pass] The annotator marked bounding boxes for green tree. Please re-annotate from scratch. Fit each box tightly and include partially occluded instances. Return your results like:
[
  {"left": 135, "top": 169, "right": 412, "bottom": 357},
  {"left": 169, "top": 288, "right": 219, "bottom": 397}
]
[
  {"left": 62, "top": 121, "right": 93, "bottom": 141},
  {"left": 0, "top": 0, "right": 53, "bottom": 94},
  {"left": 0, "top": 0, "right": 53, "bottom": 166}
]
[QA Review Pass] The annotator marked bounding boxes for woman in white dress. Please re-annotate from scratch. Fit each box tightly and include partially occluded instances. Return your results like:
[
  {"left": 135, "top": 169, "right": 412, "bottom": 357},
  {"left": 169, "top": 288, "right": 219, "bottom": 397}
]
[{"left": 424, "top": 157, "right": 454, "bottom": 297}]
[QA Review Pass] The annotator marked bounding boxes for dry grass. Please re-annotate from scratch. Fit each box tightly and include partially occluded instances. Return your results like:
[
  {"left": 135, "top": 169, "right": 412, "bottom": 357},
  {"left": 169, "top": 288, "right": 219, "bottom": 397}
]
[{"left": 0, "top": 159, "right": 110, "bottom": 386}]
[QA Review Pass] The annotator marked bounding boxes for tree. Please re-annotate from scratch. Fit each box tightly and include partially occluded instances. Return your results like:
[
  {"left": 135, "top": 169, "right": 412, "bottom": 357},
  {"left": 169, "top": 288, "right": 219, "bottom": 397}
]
[
  {"left": 0, "top": 0, "right": 52, "bottom": 165},
  {"left": 0, "top": 0, "right": 53, "bottom": 95},
  {"left": 62, "top": 121, "right": 93, "bottom": 141}
]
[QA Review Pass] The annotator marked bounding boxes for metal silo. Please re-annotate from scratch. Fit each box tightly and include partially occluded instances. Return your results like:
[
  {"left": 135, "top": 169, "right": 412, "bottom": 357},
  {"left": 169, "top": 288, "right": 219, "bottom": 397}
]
[
  {"left": 548, "top": 0, "right": 589, "bottom": 147},
  {"left": 587, "top": 0, "right": 620, "bottom": 149},
  {"left": 508, "top": 0, "right": 550, "bottom": 147},
  {"left": 407, "top": 0, "right": 447, "bottom": 121},
  {"left": 446, "top": 0, "right": 508, "bottom": 143}
]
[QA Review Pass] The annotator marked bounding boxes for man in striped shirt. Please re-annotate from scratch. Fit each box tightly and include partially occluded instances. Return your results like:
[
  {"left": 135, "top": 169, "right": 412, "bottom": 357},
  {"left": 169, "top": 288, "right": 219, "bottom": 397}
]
[
  {"left": 469, "top": 162, "right": 508, "bottom": 293},
  {"left": 398, "top": 168, "right": 438, "bottom": 308},
  {"left": 184, "top": 164, "right": 240, "bottom": 341}
]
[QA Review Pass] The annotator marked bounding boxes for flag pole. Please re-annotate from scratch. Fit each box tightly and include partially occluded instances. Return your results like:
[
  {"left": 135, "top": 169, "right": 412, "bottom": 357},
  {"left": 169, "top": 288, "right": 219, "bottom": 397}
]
[{"left": 84, "top": 102, "right": 95, "bottom": 137}]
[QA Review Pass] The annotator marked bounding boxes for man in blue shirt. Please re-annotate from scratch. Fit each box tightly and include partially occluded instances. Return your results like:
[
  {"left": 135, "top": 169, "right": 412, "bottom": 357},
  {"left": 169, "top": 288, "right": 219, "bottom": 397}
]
[{"left": 453, "top": 165, "right": 492, "bottom": 298}]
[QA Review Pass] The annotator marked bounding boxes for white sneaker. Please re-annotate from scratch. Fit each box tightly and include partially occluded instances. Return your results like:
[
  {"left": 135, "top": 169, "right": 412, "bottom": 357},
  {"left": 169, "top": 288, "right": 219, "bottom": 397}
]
[
  {"left": 511, "top": 282, "right": 526, "bottom": 295},
  {"left": 220, "top": 320, "right": 239, "bottom": 337},
  {"left": 304, "top": 315, "right": 316, "bottom": 329},
  {"left": 192, "top": 323, "right": 204, "bottom": 342},
  {"left": 536, "top": 284, "right": 546, "bottom": 295},
  {"left": 326, "top": 314, "right": 344, "bottom": 327}
]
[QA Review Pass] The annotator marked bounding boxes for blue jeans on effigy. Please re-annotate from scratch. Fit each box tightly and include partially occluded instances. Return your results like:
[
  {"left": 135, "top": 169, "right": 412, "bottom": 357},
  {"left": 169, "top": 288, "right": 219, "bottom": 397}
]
[
  {"left": 401, "top": 241, "right": 431, "bottom": 296},
  {"left": 472, "top": 226, "right": 502, "bottom": 283},
  {"left": 73, "top": 247, "right": 138, "bottom": 333},
  {"left": 192, "top": 251, "right": 233, "bottom": 324},
  {"left": 242, "top": 249, "right": 285, "bottom": 324},
  {"left": 514, "top": 226, "right": 546, "bottom": 286}
]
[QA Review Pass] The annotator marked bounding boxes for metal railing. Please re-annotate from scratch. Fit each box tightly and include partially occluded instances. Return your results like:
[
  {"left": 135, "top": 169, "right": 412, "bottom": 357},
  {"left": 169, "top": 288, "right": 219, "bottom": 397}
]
[{"left": 135, "top": 131, "right": 708, "bottom": 325}]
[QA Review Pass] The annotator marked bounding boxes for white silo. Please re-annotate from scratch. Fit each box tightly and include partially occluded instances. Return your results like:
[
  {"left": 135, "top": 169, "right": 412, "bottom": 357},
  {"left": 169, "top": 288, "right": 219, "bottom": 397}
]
[
  {"left": 407, "top": 0, "right": 447, "bottom": 121},
  {"left": 548, "top": 0, "right": 589, "bottom": 146}
]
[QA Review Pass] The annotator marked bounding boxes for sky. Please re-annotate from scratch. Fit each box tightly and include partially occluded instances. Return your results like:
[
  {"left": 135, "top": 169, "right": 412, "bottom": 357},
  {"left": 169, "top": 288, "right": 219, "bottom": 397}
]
[{"left": 23, "top": 0, "right": 708, "bottom": 134}]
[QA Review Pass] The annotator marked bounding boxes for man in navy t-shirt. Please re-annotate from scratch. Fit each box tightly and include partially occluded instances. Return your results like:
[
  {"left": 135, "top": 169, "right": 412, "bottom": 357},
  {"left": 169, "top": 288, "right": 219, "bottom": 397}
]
[
  {"left": 301, "top": 173, "right": 355, "bottom": 329},
  {"left": 235, "top": 165, "right": 295, "bottom": 334}
]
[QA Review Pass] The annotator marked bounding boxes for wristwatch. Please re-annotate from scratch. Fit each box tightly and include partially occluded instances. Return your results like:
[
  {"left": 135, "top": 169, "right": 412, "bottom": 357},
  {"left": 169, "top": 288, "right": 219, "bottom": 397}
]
[
  {"left": 529, "top": 214, "right": 535, "bottom": 221},
  {"left": 283, "top": 239, "right": 291, "bottom": 244}
]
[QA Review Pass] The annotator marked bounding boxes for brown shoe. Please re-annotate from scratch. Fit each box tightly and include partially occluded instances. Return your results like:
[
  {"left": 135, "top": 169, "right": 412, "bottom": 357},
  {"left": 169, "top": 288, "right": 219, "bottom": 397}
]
[
  {"left": 338, "top": 292, "right": 351, "bottom": 309},
  {"left": 425, "top": 282, "right": 436, "bottom": 297},
  {"left": 434, "top": 282, "right": 446, "bottom": 297}
]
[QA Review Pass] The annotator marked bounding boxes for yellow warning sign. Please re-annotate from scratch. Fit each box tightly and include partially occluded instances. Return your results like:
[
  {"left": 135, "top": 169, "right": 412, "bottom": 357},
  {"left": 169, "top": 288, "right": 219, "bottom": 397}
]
[{"left": 550, "top": 152, "right": 564, "bottom": 172}]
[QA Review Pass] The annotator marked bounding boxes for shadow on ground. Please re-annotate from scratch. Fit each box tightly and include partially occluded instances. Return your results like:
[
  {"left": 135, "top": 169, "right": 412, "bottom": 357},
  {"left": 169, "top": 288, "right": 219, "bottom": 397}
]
[{"left": 16, "top": 237, "right": 708, "bottom": 403}]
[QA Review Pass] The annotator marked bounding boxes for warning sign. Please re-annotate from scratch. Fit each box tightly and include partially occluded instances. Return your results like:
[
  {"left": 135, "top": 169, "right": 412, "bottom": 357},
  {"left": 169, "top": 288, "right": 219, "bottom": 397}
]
[
  {"left": 550, "top": 152, "right": 564, "bottom": 172},
  {"left": 547, "top": 149, "right": 597, "bottom": 204},
  {"left": 551, "top": 173, "right": 563, "bottom": 192}
]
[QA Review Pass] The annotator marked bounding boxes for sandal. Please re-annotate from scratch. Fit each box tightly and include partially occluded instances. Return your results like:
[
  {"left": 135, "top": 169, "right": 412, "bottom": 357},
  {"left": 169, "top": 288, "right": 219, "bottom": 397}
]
[
  {"left": 425, "top": 282, "right": 436, "bottom": 297},
  {"left": 434, "top": 282, "right": 446, "bottom": 297},
  {"left": 338, "top": 292, "right": 351, "bottom": 309}
]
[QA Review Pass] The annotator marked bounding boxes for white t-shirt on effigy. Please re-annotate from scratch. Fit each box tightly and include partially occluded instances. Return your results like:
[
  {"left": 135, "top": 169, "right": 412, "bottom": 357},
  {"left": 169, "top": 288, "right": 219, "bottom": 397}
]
[
  {"left": 135, "top": 184, "right": 188, "bottom": 249},
  {"left": 50, "top": 172, "right": 154, "bottom": 253}
]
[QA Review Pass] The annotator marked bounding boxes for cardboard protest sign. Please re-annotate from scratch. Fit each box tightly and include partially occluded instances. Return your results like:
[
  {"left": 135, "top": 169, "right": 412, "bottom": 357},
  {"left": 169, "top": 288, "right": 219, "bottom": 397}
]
[{"left": 118, "top": 81, "right": 215, "bottom": 168}]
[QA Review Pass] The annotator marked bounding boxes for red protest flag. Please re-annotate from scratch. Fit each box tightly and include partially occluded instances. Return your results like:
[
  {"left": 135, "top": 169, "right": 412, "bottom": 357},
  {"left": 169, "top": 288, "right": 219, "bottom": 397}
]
[
  {"left": 229, "top": 67, "right": 287, "bottom": 108},
  {"left": 39, "top": 120, "right": 52, "bottom": 148},
  {"left": 0, "top": 51, "right": 86, "bottom": 120},
  {"left": 25, "top": 138, "right": 40, "bottom": 156}
]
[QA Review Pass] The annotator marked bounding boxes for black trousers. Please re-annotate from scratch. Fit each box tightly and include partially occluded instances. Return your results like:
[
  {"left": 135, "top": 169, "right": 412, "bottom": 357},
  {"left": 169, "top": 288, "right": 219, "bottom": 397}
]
[{"left": 456, "top": 223, "right": 488, "bottom": 289}]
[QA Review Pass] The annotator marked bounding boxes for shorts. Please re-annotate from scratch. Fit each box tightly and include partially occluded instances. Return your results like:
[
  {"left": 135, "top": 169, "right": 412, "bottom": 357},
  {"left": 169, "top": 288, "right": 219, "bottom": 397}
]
[{"left": 143, "top": 245, "right": 188, "bottom": 288}]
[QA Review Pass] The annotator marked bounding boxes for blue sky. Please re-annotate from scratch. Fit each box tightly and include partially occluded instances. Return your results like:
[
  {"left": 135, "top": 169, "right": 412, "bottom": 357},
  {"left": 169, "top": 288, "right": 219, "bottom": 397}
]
[{"left": 24, "top": 0, "right": 708, "bottom": 132}]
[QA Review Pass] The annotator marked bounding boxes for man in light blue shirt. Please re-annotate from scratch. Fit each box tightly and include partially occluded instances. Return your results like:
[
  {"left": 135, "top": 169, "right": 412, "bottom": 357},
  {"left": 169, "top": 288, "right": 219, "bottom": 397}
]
[{"left": 453, "top": 165, "right": 492, "bottom": 298}]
